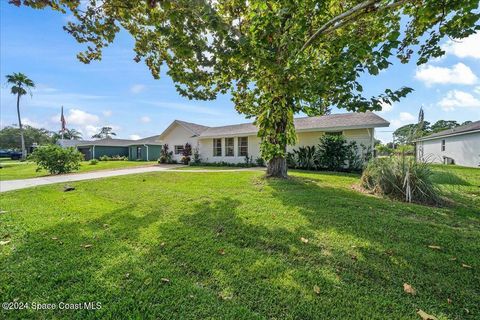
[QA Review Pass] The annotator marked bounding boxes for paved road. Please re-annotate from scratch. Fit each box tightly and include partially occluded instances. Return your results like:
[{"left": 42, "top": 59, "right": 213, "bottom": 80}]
[{"left": 0, "top": 166, "right": 262, "bottom": 192}]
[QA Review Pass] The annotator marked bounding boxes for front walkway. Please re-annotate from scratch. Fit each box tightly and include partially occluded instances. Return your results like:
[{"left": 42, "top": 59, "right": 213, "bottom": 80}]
[{"left": 0, "top": 165, "right": 263, "bottom": 192}]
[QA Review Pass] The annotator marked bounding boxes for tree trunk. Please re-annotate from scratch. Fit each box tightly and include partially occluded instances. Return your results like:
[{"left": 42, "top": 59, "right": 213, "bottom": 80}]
[
  {"left": 267, "top": 156, "right": 287, "bottom": 178},
  {"left": 16, "top": 93, "right": 26, "bottom": 160}
]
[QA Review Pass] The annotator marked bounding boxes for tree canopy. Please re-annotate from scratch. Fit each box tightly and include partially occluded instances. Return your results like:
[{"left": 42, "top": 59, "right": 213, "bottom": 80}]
[
  {"left": 92, "top": 127, "right": 117, "bottom": 139},
  {"left": 0, "top": 125, "right": 52, "bottom": 150},
  {"left": 12, "top": 0, "right": 480, "bottom": 176},
  {"left": 393, "top": 119, "right": 473, "bottom": 144}
]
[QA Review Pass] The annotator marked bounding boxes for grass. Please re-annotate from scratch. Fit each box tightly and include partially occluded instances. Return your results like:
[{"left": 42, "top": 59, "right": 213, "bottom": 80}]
[
  {"left": 0, "top": 160, "right": 157, "bottom": 180},
  {"left": 0, "top": 165, "right": 479, "bottom": 319},
  {"left": 178, "top": 165, "right": 258, "bottom": 170}
]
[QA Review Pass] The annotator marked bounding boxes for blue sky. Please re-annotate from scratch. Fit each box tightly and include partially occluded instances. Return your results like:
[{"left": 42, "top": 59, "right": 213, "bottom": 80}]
[{"left": 1, "top": 3, "right": 479, "bottom": 142}]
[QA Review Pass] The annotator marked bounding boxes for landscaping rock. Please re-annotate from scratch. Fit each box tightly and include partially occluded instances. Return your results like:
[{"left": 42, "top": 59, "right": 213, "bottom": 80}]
[{"left": 63, "top": 185, "right": 75, "bottom": 192}]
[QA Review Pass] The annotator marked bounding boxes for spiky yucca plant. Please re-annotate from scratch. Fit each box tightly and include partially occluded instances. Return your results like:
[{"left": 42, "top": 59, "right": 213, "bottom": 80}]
[{"left": 361, "top": 156, "right": 441, "bottom": 205}]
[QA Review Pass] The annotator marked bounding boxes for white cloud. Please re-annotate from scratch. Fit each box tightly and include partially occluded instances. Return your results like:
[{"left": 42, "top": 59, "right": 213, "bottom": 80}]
[
  {"left": 390, "top": 112, "right": 416, "bottom": 129},
  {"left": 23, "top": 118, "right": 45, "bottom": 128},
  {"left": 399, "top": 112, "right": 415, "bottom": 122},
  {"left": 129, "top": 134, "right": 141, "bottom": 140},
  {"left": 442, "top": 32, "right": 480, "bottom": 59},
  {"left": 83, "top": 125, "right": 100, "bottom": 138},
  {"left": 102, "top": 110, "right": 112, "bottom": 117},
  {"left": 67, "top": 109, "right": 100, "bottom": 126},
  {"left": 438, "top": 90, "right": 480, "bottom": 111},
  {"left": 379, "top": 101, "right": 393, "bottom": 113},
  {"left": 130, "top": 84, "right": 146, "bottom": 94},
  {"left": 415, "top": 63, "right": 478, "bottom": 86},
  {"left": 140, "top": 116, "right": 151, "bottom": 123}
]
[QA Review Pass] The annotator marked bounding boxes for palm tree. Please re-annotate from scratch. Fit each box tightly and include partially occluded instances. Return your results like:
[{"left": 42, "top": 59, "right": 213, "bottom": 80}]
[
  {"left": 52, "top": 128, "right": 83, "bottom": 141},
  {"left": 92, "top": 127, "right": 116, "bottom": 139},
  {"left": 65, "top": 128, "right": 83, "bottom": 140},
  {"left": 6, "top": 72, "right": 35, "bottom": 160}
]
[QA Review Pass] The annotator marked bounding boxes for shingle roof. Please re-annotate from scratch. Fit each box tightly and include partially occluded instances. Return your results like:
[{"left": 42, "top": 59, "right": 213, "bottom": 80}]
[
  {"left": 416, "top": 120, "right": 480, "bottom": 141},
  {"left": 75, "top": 138, "right": 134, "bottom": 147},
  {"left": 131, "top": 134, "right": 163, "bottom": 145},
  {"left": 56, "top": 139, "right": 87, "bottom": 148},
  {"left": 199, "top": 112, "right": 389, "bottom": 138},
  {"left": 176, "top": 120, "right": 210, "bottom": 136}
]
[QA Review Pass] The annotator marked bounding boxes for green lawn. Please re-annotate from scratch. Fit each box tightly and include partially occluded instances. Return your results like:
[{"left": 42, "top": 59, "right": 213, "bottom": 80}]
[
  {"left": 178, "top": 165, "right": 258, "bottom": 170},
  {"left": 1, "top": 166, "right": 479, "bottom": 319},
  {"left": 0, "top": 160, "right": 157, "bottom": 180}
]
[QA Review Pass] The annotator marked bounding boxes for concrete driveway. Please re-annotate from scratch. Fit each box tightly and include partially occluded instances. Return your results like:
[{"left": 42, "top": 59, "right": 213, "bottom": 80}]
[
  {"left": 0, "top": 165, "right": 263, "bottom": 192},
  {"left": 0, "top": 165, "right": 179, "bottom": 192}
]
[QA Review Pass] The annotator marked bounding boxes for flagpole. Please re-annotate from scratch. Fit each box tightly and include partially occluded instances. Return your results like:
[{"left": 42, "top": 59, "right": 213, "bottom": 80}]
[{"left": 61, "top": 106, "right": 65, "bottom": 140}]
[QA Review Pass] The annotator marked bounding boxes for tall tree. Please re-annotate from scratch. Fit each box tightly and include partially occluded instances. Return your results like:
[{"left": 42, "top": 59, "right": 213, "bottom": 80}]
[
  {"left": 13, "top": 0, "right": 480, "bottom": 176},
  {"left": 52, "top": 128, "right": 83, "bottom": 141},
  {"left": 92, "top": 127, "right": 116, "bottom": 139},
  {"left": 0, "top": 125, "right": 52, "bottom": 150},
  {"left": 5, "top": 72, "right": 35, "bottom": 160},
  {"left": 393, "top": 121, "right": 430, "bottom": 145},
  {"left": 430, "top": 120, "right": 460, "bottom": 133}
]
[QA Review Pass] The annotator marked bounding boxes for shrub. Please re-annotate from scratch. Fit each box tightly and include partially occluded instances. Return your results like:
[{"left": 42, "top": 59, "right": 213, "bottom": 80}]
[
  {"left": 159, "top": 144, "right": 173, "bottom": 164},
  {"left": 90, "top": 159, "right": 99, "bottom": 165},
  {"left": 255, "top": 157, "right": 265, "bottom": 167},
  {"left": 316, "top": 135, "right": 350, "bottom": 171},
  {"left": 99, "top": 155, "right": 127, "bottom": 161},
  {"left": 181, "top": 143, "right": 192, "bottom": 164},
  {"left": 244, "top": 155, "right": 254, "bottom": 166},
  {"left": 361, "top": 156, "right": 441, "bottom": 204},
  {"left": 29, "top": 144, "right": 83, "bottom": 175},
  {"left": 375, "top": 144, "right": 393, "bottom": 156},
  {"left": 286, "top": 135, "right": 370, "bottom": 172},
  {"left": 289, "top": 146, "right": 317, "bottom": 170},
  {"left": 192, "top": 147, "right": 201, "bottom": 164}
]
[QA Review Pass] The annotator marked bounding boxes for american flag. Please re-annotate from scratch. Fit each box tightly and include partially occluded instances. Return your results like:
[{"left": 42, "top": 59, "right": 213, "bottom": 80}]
[{"left": 60, "top": 106, "right": 66, "bottom": 132}]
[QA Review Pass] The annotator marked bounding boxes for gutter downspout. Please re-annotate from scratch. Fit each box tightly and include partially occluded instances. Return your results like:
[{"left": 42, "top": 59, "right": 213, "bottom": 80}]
[
  {"left": 372, "top": 128, "right": 375, "bottom": 157},
  {"left": 92, "top": 145, "right": 95, "bottom": 160},
  {"left": 144, "top": 144, "right": 149, "bottom": 161}
]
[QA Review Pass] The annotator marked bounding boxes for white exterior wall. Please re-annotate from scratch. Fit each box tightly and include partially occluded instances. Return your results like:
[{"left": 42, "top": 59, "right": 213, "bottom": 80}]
[
  {"left": 198, "top": 135, "right": 261, "bottom": 163},
  {"left": 161, "top": 125, "right": 199, "bottom": 162},
  {"left": 417, "top": 132, "right": 480, "bottom": 167},
  {"left": 198, "top": 128, "right": 374, "bottom": 163}
]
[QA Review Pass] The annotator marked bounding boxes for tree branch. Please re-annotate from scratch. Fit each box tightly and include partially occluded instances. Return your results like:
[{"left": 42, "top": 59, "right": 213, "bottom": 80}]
[{"left": 299, "top": 0, "right": 412, "bottom": 53}]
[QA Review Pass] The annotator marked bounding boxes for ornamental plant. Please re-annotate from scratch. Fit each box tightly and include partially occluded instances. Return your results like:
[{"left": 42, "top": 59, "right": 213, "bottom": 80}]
[{"left": 29, "top": 144, "right": 84, "bottom": 174}]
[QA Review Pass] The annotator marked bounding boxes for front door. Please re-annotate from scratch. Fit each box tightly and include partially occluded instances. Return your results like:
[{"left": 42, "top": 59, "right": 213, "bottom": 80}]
[{"left": 136, "top": 146, "right": 142, "bottom": 160}]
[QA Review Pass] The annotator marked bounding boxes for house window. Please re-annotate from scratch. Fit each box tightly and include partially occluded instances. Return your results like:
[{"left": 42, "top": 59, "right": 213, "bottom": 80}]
[
  {"left": 238, "top": 137, "right": 248, "bottom": 156},
  {"left": 213, "top": 138, "right": 222, "bottom": 157},
  {"left": 441, "top": 139, "right": 445, "bottom": 151},
  {"left": 225, "top": 138, "right": 234, "bottom": 157},
  {"left": 174, "top": 145, "right": 184, "bottom": 155},
  {"left": 325, "top": 131, "right": 343, "bottom": 136}
]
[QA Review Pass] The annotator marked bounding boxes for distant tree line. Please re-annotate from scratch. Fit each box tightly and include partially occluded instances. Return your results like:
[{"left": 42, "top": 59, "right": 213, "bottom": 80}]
[
  {"left": 393, "top": 120, "right": 472, "bottom": 145},
  {"left": 0, "top": 125, "right": 82, "bottom": 150}
]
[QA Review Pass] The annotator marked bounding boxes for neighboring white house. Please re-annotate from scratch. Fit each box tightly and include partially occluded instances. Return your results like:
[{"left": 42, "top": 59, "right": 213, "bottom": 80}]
[
  {"left": 157, "top": 112, "right": 389, "bottom": 163},
  {"left": 416, "top": 120, "right": 480, "bottom": 168}
]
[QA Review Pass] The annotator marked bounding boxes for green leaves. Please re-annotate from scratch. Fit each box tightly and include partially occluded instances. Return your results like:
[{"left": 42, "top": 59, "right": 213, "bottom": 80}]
[{"left": 15, "top": 0, "right": 480, "bottom": 172}]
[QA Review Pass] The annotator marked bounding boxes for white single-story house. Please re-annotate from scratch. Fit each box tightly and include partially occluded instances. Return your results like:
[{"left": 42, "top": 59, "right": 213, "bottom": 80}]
[
  {"left": 416, "top": 120, "right": 480, "bottom": 167},
  {"left": 156, "top": 112, "right": 388, "bottom": 163},
  {"left": 58, "top": 112, "right": 389, "bottom": 162}
]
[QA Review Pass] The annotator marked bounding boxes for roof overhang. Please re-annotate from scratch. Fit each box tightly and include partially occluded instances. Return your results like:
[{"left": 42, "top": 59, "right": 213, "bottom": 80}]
[
  {"left": 199, "top": 123, "right": 388, "bottom": 139},
  {"left": 415, "top": 129, "right": 480, "bottom": 142}
]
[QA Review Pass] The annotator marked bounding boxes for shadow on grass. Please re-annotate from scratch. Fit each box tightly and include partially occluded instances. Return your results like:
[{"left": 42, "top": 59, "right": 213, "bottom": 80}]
[
  {"left": 1, "top": 173, "right": 479, "bottom": 319},
  {"left": 431, "top": 170, "right": 472, "bottom": 186}
]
